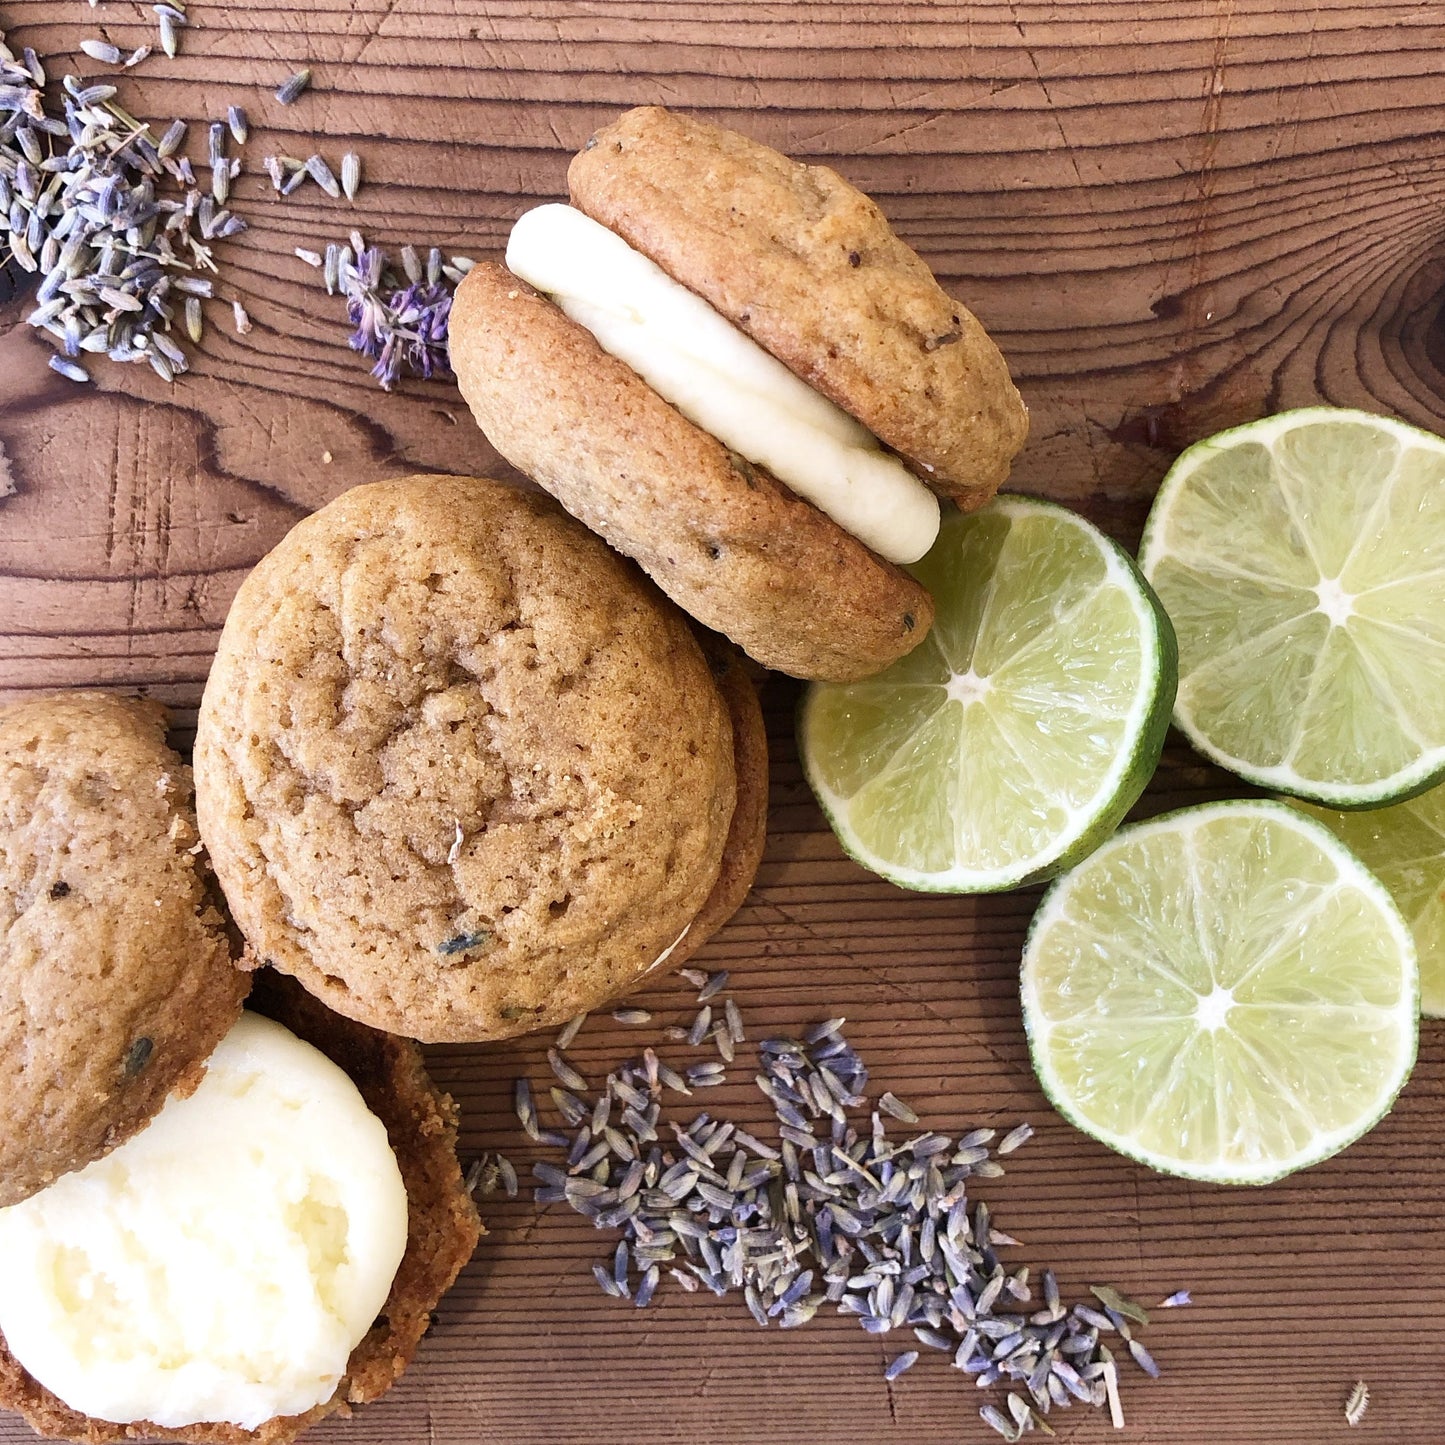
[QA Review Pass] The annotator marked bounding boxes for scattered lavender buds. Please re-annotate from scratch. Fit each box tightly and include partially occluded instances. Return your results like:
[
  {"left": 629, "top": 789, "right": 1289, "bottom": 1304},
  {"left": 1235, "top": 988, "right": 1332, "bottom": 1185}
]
[
  {"left": 997, "top": 1122, "right": 1034, "bottom": 1155},
  {"left": 304, "top": 153, "right": 340, "bottom": 199},
  {"left": 48, "top": 355, "right": 90, "bottom": 383},
  {"left": 465, "top": 1151, "right": 519, "bottom": 1199},
  {"left": 317, "top": 232, "right": 474, "bottom": 389},
  {"left": 513, "top": 983, "right": 1176, "bottom": 1435},
  {"left": 0, "top": 25, "right": 246, "bottom": 382},
  {"left": 884, "top": 1350, "right": 918, "bottom": 1382},
  {"left": 556, "top": 1013, "right": 587, "bottom": 1051}
]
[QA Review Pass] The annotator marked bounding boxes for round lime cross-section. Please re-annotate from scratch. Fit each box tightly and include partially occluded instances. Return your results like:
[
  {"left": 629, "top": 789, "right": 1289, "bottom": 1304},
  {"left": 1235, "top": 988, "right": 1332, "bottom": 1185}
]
[
  {"left": 800, "top": 496, "right": 1176, "bottom": 892},
  {"left": 1022, "top": 800, "right": 1418, "bottom": 1185},
  {"left": 1140, "top": 407, "right": 1445, "bottom": 808}
]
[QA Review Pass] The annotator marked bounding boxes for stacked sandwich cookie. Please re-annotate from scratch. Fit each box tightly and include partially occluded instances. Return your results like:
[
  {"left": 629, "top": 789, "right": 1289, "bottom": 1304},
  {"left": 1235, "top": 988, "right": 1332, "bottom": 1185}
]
[
  {"left": 451, "top": 105, "right": 1029, "bottom": 681},
  {"left": 0, "top": 694, "right": 480, "bottom": 1444}
]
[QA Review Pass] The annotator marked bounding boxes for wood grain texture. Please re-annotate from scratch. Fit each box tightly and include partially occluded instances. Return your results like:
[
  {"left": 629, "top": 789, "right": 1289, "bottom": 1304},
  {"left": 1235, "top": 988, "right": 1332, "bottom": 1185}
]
[{"left": 3, "top": 1, "right": 1445, "bottom": 1441}]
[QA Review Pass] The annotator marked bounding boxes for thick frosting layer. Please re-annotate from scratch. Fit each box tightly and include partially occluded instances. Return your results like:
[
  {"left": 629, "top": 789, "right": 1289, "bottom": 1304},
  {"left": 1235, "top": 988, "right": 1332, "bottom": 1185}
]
[
  {"left": 506, "top": 203, "right": 940, "bottom": 566},
  {"left": 0, "top": 1012, "right": 408, "bottom": 1431}
]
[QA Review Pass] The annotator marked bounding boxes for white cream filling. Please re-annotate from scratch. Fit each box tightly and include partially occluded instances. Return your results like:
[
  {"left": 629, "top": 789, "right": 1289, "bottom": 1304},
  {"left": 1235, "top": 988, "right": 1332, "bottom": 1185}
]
[
  {"left": 0, "top": 1013, "right": 408, "bottom": 1431},
  {"left": 505, "top": 203, "right": 941, "bottom": 566}
]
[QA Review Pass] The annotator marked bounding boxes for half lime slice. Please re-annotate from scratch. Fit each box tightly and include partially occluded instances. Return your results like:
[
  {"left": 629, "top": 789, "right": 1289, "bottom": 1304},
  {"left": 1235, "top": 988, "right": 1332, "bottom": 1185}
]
[
  {"left": 799, "top": 496, "right": 1176, "bottom": 892},
  {"left": 1139, "top": 407, "right": 1445, "bottom": 808},
  {"left": 1293, "top": 781, "right": 1445, "bottom": 1018},
  {"left": 1022, "top": 800, "right": 1418, "bottom": 1185}
]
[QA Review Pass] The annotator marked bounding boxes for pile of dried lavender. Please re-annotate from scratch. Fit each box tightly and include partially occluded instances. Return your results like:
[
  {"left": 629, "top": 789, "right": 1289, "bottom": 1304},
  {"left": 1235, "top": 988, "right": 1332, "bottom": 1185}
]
[
  {"left": 0, "top": 25, "right": 243, "bottom": 383},
  {"left": 300, "top": 232, "right": 473, "bottom": 390},
  {"left": 4, "top": 21, "right": 464, "bottom": 391},
  {"left": 508, "top": 971, "right": 1184, "bottom": 1441}
]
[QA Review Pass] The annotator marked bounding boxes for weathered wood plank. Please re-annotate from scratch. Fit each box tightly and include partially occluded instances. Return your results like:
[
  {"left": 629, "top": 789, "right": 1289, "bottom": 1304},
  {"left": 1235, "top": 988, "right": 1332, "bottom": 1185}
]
[{"left": 2, "top": 2, "right": 1443, "bottom": 1441}]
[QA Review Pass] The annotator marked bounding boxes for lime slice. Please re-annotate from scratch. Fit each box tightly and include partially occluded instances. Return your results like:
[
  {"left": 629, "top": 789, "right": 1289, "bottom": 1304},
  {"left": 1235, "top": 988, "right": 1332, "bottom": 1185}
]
[
  {"left": 798, "top": 496, "right": 1176, "bottom": 892},
  {"left": 1022, "top": 800, "right": 1418, "bottom": 1185},
  {"left": 1138, "top": 407, "right": 1445, "bottom": 808},
  {"left": 1292, "top": 781, "right": 1445, "bottom": 1017}
]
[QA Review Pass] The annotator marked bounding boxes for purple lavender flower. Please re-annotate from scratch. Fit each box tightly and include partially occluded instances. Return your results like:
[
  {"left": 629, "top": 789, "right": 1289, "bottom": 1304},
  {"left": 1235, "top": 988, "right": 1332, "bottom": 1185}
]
[{"left": 335, "top": 241, "right": 465, "bottom": 390}]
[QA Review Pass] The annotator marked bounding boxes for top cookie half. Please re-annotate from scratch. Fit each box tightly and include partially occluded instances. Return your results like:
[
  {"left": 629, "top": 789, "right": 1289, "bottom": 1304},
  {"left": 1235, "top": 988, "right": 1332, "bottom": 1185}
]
[
  {"left": 0, "top": 692, "right": 246, "bottom": 1208},
  {"left": 569, "top": 106, "right": 1029, "bottom": 508}
]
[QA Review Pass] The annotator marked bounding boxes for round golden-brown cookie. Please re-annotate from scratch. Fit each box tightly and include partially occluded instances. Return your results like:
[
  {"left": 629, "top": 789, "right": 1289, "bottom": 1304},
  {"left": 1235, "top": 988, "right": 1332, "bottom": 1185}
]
[
  {"left": 0, "top": 970, "right": 482, "bottom": 1445},
  {"left": 568, "top": 105, "right": 1029, "bottom": 509},
  {"left": 0, "top": 691, "right": 247, "bottom": 1209},
  {"left": 450, "top": 263, "right": 934, "bottom": 682},
  {"left": 194, "top": 474, "right": 738, "bottom": 1043}
]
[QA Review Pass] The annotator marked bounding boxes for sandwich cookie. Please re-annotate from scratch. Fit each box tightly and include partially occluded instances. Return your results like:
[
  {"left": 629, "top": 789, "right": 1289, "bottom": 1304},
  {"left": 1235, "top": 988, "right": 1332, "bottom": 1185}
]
[
  {"left": 0, "top": 971, "right": 481, "bottom": 1444},
  {"left": 195, "top": 474, "right": 756, "bottom": 1042},
  {"left": 450, "top": 105, "right": 1029, "bottom": 681}
]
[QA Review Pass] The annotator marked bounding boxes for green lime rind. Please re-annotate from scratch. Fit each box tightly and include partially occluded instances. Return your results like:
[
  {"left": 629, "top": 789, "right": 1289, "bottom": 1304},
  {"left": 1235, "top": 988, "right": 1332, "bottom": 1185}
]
[
  {"left": 1022, "top": 798, "right": 1419, "bottom": 1186},
  {"left": 799, "top": 495, "right": 1178, "bottom": 894},
  {"left": 1139, "top": 406, "right": 1445, "bottom": 811}
]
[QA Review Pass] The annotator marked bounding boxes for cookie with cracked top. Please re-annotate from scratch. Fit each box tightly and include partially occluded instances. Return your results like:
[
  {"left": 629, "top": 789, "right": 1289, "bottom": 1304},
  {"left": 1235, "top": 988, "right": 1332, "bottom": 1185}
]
[
  {"left": 0, "top": 690, "right": 247, "bottom": 1209},
  {"left": 194, "top": 474, "right": 741, "bottom": 1043}
]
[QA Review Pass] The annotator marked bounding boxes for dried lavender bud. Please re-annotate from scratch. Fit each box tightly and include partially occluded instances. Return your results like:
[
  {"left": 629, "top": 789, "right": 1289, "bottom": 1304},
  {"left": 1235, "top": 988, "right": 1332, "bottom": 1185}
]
[
  {"left": 155, "top": 5, "right": 185, "bottom": 58},
  {"left": 48, "top": 355, "right": 90, "bottom": 383},
  {"left": 304, "top": 153, "right": 340, "bottom": 199},
  {"left": 275, "top": 68, "right": 311, "bottom": 105},
  {"left": 80, "top": 40, "right": 122, "bottom": 65}
]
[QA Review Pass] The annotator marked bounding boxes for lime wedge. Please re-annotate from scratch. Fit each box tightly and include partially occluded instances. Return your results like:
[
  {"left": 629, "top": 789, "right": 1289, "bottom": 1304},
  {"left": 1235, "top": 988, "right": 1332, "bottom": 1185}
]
[
  {"left": 1292, "top": 781, "right": 1445, "bottom": 1017},
  {"left": 1139, "top": 407, "right": 1445, "bottom": 808},
  {"left": 1022, "top": 800, "right": 1418, "bottom": 1185},
  {"left": 798, "top": 496, "right": 1176, "bottom": 892}
]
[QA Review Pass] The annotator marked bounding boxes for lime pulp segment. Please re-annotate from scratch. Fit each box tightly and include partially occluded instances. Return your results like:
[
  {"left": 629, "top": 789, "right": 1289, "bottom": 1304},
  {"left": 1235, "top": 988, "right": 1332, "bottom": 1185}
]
[
  {"left": 800, "top": 497, "right": 1176, "bottom": 892},
  {"left": 1292, "top": 780, "right": 1445, "bottom": 1018},
  {"left": 1139, "top": 407, "right": 1445, "bottom": 807},
  {"left": 1022, "top": 800, "right": 1418, "bottom": 1185}
]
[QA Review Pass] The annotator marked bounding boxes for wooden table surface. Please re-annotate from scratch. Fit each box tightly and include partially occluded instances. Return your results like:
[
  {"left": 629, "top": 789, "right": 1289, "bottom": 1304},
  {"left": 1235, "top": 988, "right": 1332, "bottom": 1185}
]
[{"left": 3, "top": 2, "right": 1444, "bottom": 1441}]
